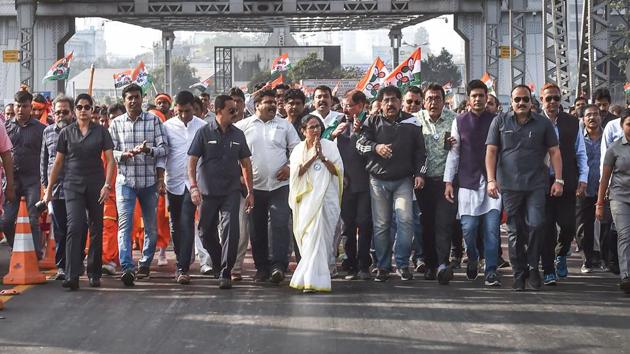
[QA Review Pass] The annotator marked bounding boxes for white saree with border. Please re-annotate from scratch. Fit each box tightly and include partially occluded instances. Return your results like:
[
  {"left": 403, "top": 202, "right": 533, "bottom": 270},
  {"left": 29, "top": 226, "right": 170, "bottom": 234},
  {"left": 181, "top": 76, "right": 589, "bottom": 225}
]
[{"left": 288, "top": 139, "right": 343, "bottom": 292}]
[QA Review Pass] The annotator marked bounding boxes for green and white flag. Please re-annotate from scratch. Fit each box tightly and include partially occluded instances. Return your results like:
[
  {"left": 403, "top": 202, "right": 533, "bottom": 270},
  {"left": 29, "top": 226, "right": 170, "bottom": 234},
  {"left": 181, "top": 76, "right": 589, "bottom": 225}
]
[{"left": 42, "top": 52, "right": 73, "bottom": 82}]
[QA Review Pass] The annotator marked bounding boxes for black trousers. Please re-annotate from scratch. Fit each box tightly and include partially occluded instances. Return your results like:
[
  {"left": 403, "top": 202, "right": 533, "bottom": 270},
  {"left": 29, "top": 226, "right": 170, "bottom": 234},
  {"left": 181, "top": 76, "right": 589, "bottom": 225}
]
[
  {"left": 541, "top": 193, "right": 577, "bottom": 274},
  {"left": 503, "top": 189, "right": 545, "bottom": 277},
  {"left": 341, "top": 190, "right": 373, "bottom": 272},
  {"left": 576, "top": 196, "right": 597, "bottom": 266},
  {"left": 417, "top": 177, "right": 457, "bottom": 269},
  {"left": 251, "top": 186, "right": 291, "bottom": 273},
  {"left": 64, "top": 183, "right": 103, "bottom": 280},
  {"left": 198, "top": 192, "right": 240, "bottom": 279},
  {"left": 50, "top": 199, "right": 68, "bottom": 269},
  {"left": 167, "top": 189, "right": 196, "bottom": 273}
]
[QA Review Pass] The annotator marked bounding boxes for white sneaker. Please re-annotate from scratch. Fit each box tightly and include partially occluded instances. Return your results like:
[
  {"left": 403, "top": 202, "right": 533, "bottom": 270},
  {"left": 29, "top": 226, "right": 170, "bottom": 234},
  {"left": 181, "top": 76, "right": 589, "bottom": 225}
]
[
  {"left": 157, "top": 248, "right": 168, "bottom": 266},
  {"left": 102, "top": 262, "right": 116, "bottom": 275},
  {"left": 200, "top": 264, "right": 213, "bottom": 275}
]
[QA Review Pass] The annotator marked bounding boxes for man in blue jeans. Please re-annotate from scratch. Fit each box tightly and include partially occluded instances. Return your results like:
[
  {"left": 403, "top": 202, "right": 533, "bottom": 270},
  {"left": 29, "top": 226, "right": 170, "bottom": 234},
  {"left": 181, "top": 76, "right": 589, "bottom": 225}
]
[
  {"left": 109, "top": 84, "right": 168, "bottom": 286},
  {"left": 444, "top": 80, "right": 501, "bottom": 287},
  {"left": 486, "top": 85, "right": 563, "bottom": 291},
  {"left": 357, "top": 86, "right": 426, "bottom": 282},
  {"left": 3, "top": 90, "right": 45, "bottom": 258}
]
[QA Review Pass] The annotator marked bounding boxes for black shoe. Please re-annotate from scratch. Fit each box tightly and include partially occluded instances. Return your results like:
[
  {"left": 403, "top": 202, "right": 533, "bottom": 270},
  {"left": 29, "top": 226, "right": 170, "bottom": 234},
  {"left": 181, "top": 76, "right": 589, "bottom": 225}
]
[
  {"left": 619, "top": 277, "right": 630, "bottom": 294},
  {"left": 54, "top": 268, "right": 66, "bottom": 281},
  {"left": 414, "top": 260, "right": 426, "bottom": 274},
  {"left": 609, "top": 262, "right": 620, "bottom": 275},
  {"left": 219, "top": 277, "right": 232, "bottom": 289},
  {"left": 466, "top": 261, "right": 479, "bottom": 280},
  {"left": 484, "top": 272, "right": 501, "bottom": 287},
  {"left": 253, "top": 270, "right": 269, "bottom": 283},
  {"left": 437, "top": 266, "right": 454, "bottom": 285},
  {"left": 498, "top": 257, "right": 510, "bottom": 268},
  {"left": 374, "top": 269, "right": 389, "bottom": 282},
  {"left": 121, "top": 270, "right": 135, "bottom": 286},
  {"left": 527, "top": 269, "right": 542, "bottom": 291},
  {"left": 344, "top": 271, "right": 359, "bottom": 280},
  {"left": 512, "top": 274, "right": 526, "bottom": 291},
  {"left": 270, "top": 267, "right": 285, "bottom": 284},
  {"left": 424, "top": 268, "right": 437, "bottom": 280},
  {"left": 136, "top": 265, "right": 150, "bottom": 279},
  {"left": 397, "top": 267, "right": 413, "bottom": 281},
  {"left": 89, "top": 278, "right": 101, "bottom": 288},
  {"left": 449, "top": 257, "right": 462, "bottom": 270},
  {"left": 62, "top": 278, "right": 79, "bottom": 291}
]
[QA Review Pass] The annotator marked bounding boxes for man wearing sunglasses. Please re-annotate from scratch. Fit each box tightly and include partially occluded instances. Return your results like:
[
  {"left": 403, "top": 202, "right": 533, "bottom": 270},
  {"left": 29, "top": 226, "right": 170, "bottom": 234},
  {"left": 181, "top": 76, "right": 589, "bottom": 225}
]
[
  {"left": 234, "top": 89, "right": 300, "bottom": 284},
  {"left": 41, "top": 94, "right": 75, "bottom": 280},
  {"left": 2, "top": 90, "right": 45, "bottom": 258},
  {"left": 402, "top": 86, "right": 423, "bottom": 114},
  {"left": 188, "top": 95, "right": 254, "bottom": 289},
  {"left": 486, "top": 85, "right": 563, "bottom": 291},
  {"left": 539, "top": 83, "right": 588, "bottom": 285}
]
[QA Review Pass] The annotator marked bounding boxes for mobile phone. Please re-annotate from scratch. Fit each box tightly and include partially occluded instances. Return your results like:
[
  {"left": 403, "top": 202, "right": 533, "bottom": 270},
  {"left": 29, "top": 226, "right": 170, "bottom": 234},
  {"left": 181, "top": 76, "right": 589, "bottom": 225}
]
[{"left": 443, "top": 132, "right": 451, "bottom": 150}]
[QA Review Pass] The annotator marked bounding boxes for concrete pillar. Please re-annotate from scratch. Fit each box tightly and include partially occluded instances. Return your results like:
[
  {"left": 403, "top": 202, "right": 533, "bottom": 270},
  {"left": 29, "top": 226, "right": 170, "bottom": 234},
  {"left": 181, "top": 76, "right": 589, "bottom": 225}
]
[
  {"left": 162, "top": 30, "right": 174, "bottom": 96},
  {"left": 454, "top": 13, "right": 485, "bottom": 84},
  {"left": 34, "top": 17, "right": 75, "bottom": 95},
  {"left": 15, "top": 0, "right": 36, "bottom": 88}
]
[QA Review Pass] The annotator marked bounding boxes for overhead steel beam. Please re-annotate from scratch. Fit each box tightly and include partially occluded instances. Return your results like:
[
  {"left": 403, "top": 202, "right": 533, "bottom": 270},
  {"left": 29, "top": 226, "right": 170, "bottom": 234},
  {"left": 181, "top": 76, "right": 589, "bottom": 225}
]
[{"left": 543, "top": 0, "right": 571, "bottom": 104}]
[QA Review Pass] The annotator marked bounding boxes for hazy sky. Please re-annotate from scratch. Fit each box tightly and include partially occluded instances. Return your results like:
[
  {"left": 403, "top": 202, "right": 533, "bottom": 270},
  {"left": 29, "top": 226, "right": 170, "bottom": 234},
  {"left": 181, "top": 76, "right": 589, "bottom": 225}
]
[{"left": 79, "top": 16, "right": 463, "bottom": 61}]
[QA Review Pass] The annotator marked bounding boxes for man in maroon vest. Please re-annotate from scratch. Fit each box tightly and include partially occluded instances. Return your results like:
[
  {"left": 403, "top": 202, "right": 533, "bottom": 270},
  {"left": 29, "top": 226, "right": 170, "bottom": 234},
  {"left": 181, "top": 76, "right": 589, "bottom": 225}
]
[
  {"left": 444, "top": 80, "right": 502, "bottom": 287},
  {"left": 539, "top": 83, "right": 588, "bottom": 285}
]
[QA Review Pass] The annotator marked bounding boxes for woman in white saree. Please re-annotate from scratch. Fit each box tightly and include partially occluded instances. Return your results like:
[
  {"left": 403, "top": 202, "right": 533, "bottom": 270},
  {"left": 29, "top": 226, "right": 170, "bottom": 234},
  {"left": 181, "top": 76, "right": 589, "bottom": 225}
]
[{"left": 289, "top": 115, "right": 344, "bottom": 293}]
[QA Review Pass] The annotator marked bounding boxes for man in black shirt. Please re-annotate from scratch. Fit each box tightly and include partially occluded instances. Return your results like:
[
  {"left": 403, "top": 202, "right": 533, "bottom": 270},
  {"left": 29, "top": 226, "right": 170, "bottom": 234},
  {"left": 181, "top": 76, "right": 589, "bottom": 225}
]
[
  {"left": 188, "top": 95, "right": 254, "bottom": 289},
  {"left": 339, "top": 89, "right": 372, "bottom": 280},
  {"left": 2, "top": 90, "right": 45, "bottom": 258}
]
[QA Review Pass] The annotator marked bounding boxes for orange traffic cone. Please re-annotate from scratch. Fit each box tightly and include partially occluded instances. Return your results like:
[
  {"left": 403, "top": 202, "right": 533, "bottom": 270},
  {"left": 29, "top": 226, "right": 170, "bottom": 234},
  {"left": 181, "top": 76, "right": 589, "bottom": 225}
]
[
  {"left": 3, "top": 198, "right": 46, "bottom": 285},
  {"left": 39, "top": 229, "right": 56, "bottom": 270}
]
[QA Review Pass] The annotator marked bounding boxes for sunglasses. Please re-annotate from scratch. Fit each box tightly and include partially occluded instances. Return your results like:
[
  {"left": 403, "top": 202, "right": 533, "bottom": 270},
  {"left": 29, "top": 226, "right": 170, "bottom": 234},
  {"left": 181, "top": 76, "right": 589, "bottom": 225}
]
[
  {"left": 406, "top": 99, "right": 422, "bottom": 105},
  {"left": 513, "top": 96, "right": 530, "bottom": 104},
  {"left": 544, "top": 95, "right": 561, "bottom": 102},
  {"left": 75, "top": 104, "right": 92, "bottom": 111},
  {"left": 54, "top": 110, "right": 70, "bottom": 116}
]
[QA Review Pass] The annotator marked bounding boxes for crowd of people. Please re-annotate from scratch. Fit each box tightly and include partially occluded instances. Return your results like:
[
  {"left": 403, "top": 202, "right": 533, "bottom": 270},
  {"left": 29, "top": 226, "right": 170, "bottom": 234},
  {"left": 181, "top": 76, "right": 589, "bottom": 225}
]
[{"left": 0, "top": 78, "right": 628, "bottom": 295}]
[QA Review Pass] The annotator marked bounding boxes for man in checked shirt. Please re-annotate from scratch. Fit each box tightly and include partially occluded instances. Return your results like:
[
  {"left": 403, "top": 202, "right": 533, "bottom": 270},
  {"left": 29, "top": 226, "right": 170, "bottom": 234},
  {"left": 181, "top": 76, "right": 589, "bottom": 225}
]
[{"left": 108, "top": 84, "right": 168, "bottom": 286}]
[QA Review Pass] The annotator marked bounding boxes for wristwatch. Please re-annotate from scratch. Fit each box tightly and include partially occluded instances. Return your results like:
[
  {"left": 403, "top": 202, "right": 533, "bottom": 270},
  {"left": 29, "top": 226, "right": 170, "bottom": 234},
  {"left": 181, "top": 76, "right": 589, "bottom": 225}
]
[{"left": 554, "top": 179, "right": 565, "bottom": 185}]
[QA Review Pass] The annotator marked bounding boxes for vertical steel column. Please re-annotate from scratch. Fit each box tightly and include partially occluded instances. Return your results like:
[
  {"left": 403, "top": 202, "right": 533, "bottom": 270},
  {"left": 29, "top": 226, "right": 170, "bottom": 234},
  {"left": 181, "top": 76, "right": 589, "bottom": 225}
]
[
  {"left": 576, "top": 0, "right": 610, "bottom": 99},
  {"left": 389, "top": 28, "right": 402, "bottom": 67},
  {"left": 162, "top": 30, "right": 175, "bottom": 95},
  {"left": 543, "top": 0, "right": 571, "bottom": 104},
  {"left": 15, "top": 0, "right": 36, "bottom": 88},
  {"left": 214, "top": 47, "right": 232, "bottom": 94},
  {"left": 509, "top": 0, "right": 527, "bottom": 88},
  {"left": 485, "top": 0, "right": 500, "bottom": 93}
]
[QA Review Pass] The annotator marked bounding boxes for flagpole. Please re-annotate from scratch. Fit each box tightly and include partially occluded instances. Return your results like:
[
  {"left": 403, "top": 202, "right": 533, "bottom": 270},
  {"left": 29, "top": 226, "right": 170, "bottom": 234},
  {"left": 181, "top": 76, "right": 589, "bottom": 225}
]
[
  {"left": 87, "top": 64, "right": 95, "bottom": 96},
  {"left": 114, "top": 79, "right": 118, "bottom": 100},
  {"left": 152, "top": 82, "right": 159, "bottom": 96}
]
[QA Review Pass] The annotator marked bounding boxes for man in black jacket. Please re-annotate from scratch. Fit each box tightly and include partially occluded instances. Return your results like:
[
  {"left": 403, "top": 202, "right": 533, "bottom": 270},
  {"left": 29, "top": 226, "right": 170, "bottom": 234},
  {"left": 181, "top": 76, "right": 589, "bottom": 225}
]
[{"left": 357, "top": 86, "right": 427, "bottom": 282}]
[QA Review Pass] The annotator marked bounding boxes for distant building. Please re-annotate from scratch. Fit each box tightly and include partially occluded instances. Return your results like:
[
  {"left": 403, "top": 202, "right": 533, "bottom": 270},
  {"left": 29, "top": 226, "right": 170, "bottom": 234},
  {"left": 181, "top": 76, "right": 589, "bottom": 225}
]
[
  {"left": 66, "top": 68, "right": 128, "bottom": 102},
  {"left": 66, "top": 26, "right": 106, "bottom": 63}
]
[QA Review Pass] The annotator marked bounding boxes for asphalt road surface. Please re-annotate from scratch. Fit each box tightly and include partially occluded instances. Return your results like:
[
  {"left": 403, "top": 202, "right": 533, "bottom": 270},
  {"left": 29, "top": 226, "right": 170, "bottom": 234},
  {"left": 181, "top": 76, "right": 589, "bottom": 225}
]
[{"left": 0, "top": 243, "right": 628, "bottom": 354}]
